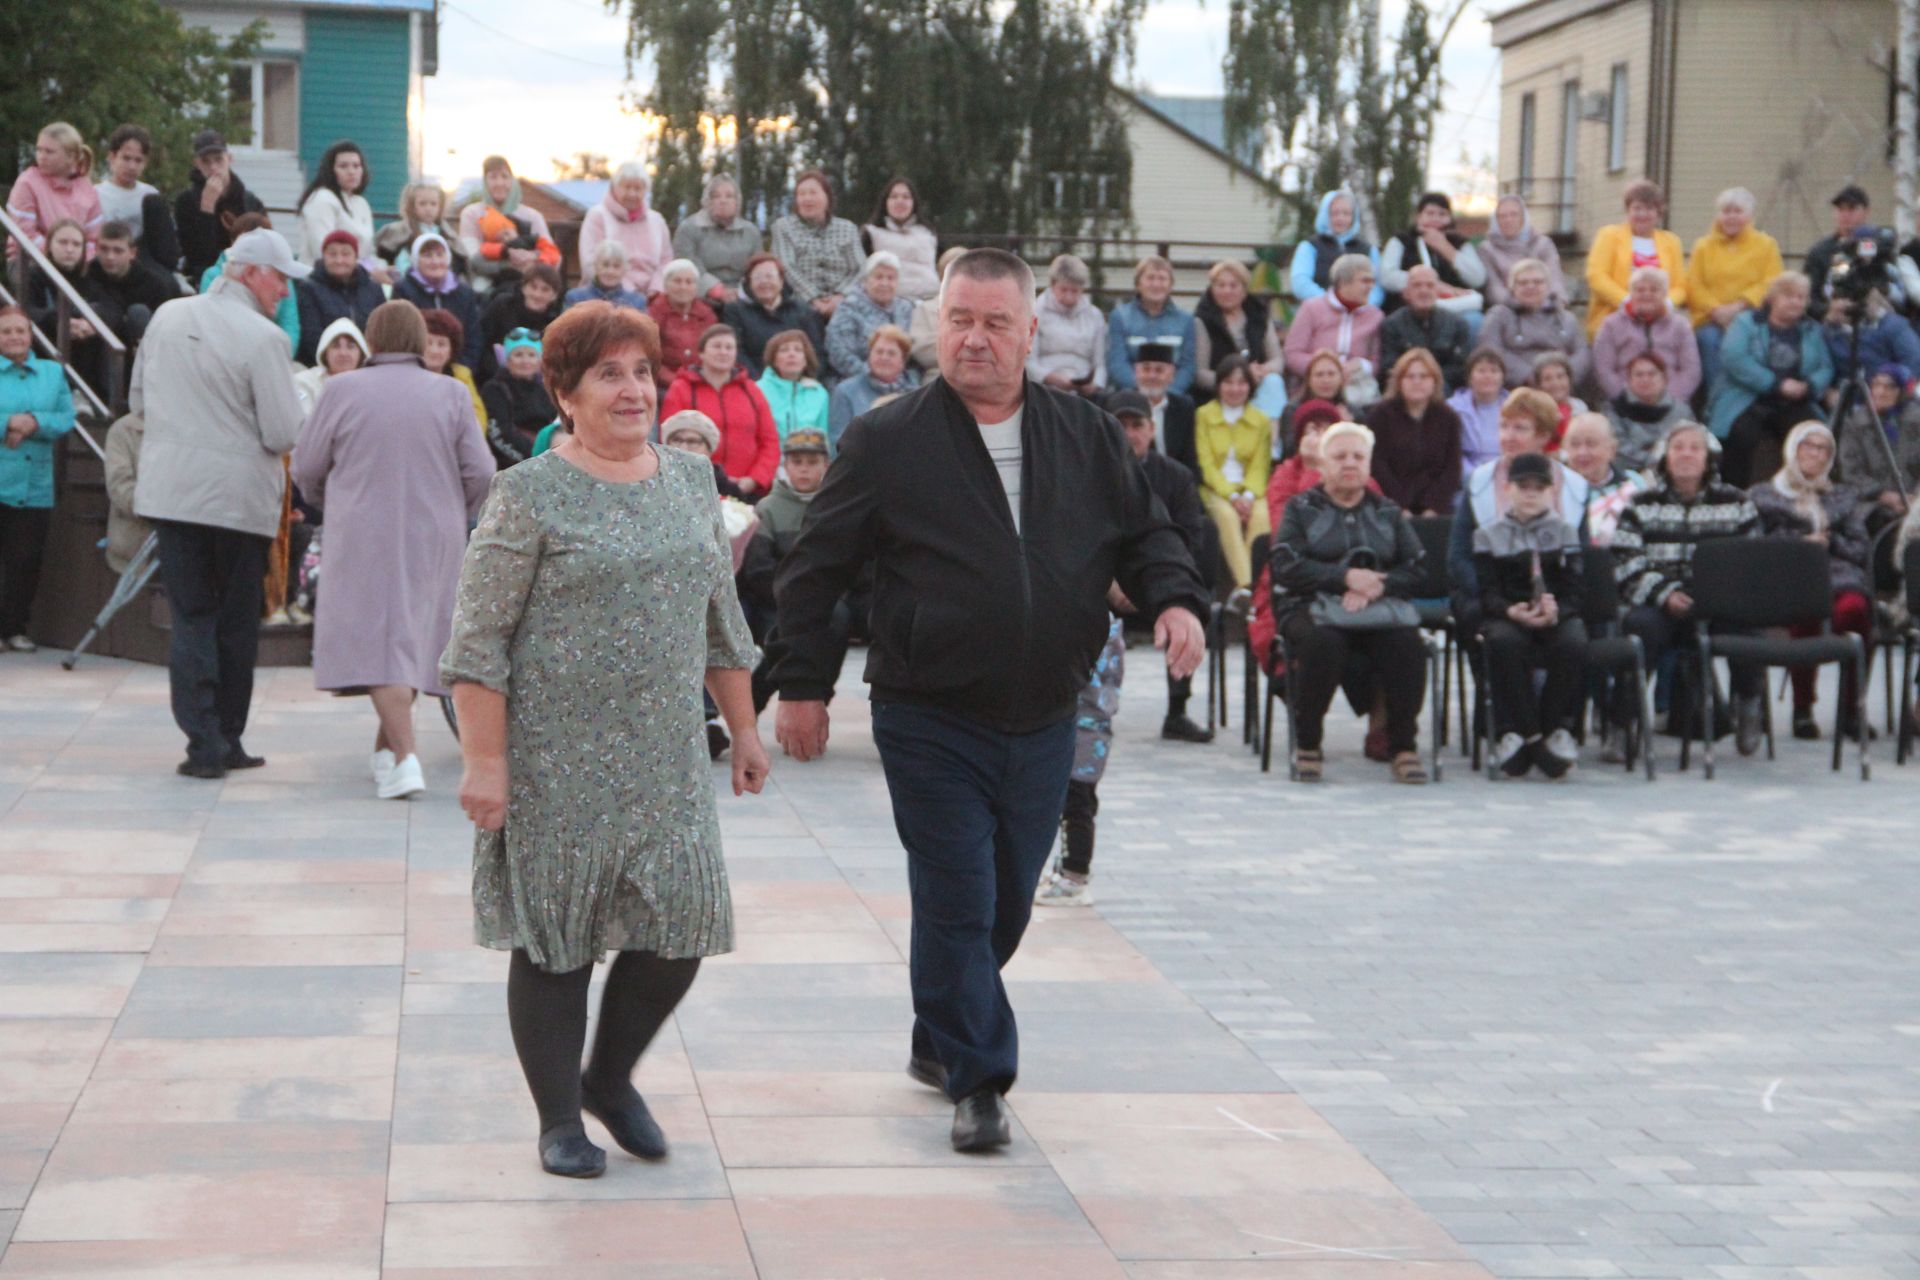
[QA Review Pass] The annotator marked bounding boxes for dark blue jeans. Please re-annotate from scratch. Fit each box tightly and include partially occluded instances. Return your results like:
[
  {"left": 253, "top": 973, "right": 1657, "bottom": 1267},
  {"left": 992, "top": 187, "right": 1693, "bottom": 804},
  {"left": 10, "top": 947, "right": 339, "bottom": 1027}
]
[{"left": 870, "top": 701, "right": 1076, "bottom": 1102}]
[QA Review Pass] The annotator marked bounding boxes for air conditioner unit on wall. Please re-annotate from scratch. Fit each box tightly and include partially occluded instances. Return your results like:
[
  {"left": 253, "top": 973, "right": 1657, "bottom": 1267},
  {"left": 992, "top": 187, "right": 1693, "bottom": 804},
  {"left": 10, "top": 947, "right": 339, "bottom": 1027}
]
[{"left": 1580, "top": 91, "right": 1611, "bottom": 122}]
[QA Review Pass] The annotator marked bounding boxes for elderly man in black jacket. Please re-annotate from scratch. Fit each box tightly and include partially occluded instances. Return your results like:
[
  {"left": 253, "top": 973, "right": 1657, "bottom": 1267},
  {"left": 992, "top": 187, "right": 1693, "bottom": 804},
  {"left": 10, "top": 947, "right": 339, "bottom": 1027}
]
[{"left": 771, "top": 249, "right": 1208, "bottom": 1153}]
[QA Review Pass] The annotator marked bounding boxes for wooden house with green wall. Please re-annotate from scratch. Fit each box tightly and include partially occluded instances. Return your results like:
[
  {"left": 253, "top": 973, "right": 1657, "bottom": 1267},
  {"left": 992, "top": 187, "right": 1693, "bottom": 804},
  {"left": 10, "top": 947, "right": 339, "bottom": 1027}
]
[{"left": 165, "top": 0, "right": 437, "bottom": 214}]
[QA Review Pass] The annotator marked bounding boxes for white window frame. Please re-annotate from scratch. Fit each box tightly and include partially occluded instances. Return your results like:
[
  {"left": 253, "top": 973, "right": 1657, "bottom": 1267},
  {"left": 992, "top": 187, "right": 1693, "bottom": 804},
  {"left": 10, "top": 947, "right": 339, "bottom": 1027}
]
[{"left": 229, "top": 58, "right": 300, "bottom": 156}]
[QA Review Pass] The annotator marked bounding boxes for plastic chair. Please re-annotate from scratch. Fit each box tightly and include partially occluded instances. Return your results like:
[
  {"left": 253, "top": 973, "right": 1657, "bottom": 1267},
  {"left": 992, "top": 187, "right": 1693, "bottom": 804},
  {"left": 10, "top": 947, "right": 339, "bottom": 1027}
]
[
  {"left": 1899, "top": 541, "right": 1920, "bottom": 765},
  {"left": 1406, "top": 515, "right": 1462, "bottom": 751},
  {"left": 1690, "top": 538, "right": 1869, "bottom": 781}
]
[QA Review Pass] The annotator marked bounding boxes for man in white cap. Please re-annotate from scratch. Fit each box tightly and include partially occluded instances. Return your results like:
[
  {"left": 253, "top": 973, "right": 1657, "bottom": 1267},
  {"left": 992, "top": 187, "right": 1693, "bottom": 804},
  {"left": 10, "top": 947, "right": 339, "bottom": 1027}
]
[{"left": 131, "top": 228, "right": 309, "bottom": 778}]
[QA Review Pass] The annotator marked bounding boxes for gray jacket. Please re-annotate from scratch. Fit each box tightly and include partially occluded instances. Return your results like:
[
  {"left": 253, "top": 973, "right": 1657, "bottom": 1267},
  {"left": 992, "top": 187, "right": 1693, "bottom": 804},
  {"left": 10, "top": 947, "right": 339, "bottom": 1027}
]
[
  {"left": 1480, "top": 301, "right": 1591, "bottom": 390},
  {"left": 671, "top": 210, "right": 763, "bottom": 297},
  {"left": 1837, "top": 399, "right": 1920, "bottom": 498},
  {"left": 102, "top": 412, "right": 151, "bottom": 573},
  {"left": 130, "top": 275, "right": 305, "bottom": 538}
]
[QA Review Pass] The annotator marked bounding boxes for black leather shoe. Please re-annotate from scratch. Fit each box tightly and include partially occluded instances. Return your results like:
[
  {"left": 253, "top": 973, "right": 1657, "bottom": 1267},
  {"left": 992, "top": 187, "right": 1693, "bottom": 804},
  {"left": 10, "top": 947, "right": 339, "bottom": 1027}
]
[
  {"left": 950, "top": 1089, "right": 1011, "bottom": 1153},
  {"left": 581, "top": 1079, "right": 668, "bottom": 1160},
  {"left": 906, "top": 1056, "right": 948, "bottom": 1092},
  {"left": 538, "top": 1124, "right": 606, "bottom": 1178},
  {"left": 223, "top": 748, "right": 267, "bottom": 770},
  {"left": 176, "top": 759, "right": 226, "bottom": 780},
  {"left": 1160, "top": 713, "right": 1215, "bottom": 744}
]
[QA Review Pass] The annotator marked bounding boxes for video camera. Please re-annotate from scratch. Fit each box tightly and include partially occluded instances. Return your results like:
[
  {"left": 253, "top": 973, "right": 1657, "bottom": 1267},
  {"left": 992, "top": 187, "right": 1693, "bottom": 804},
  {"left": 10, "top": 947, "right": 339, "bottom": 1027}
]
[{"left": 1826, "top": 226, "right": 1898, "bottom": 307}]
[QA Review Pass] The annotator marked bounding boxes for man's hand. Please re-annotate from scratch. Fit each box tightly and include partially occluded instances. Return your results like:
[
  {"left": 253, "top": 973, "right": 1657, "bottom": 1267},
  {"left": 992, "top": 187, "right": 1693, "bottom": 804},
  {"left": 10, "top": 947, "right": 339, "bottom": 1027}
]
[
  {"left": 1664, "top": 590, "right": 1694, "bottom": 618},
  {"left": 1106, "top": 582, "right": 1136, "bottom": 614},
  {"left": 775, "top": 698, "right": 830, "bottom": 762},
  {"left": 199, "top": 170, "right": 228, "bottom": 213},
  {"left": 732, "top": 731, "right": 771, "bottom": 795},
  {"left": 1155, "top": 606, "right": 1206, "bottom": 680},
  {"left": 736, "top": 476, "right": 759, "bottom": 496}
]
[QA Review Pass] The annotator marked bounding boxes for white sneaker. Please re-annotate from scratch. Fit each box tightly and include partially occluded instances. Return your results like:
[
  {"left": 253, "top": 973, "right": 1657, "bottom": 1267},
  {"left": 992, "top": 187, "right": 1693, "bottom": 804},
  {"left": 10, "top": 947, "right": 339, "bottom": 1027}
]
[
  {"left": 1544, "top": 729, "right": 1579, "bottom": 765},
  {"left": 370, "top": 749, "right": 396, "bottom": 786},
  {"left": 1494, "top": 732, "right": 1530, "bottom": 778},
  {"left": 378, "top": 753, "right": 425, "bottom": 799},
  {"left": 1033, "top": 868, "right": 1093, "bottom": 907},
  {"left": 6, "top": 634, "right": 36, "bottom": 653}
]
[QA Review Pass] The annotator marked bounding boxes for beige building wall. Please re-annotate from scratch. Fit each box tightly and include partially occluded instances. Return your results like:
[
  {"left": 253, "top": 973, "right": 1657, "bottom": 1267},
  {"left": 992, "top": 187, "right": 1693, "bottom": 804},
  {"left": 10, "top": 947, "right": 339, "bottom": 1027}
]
[
  {"left": 1494, "top": 0, "right": 1652, "bottom": 247},
  {"left": 1121, "top": 100, "right": 1287, "bottom": 300},
  {"left": 1667, "top": 0, "right": 1893, "bottom": 257}
]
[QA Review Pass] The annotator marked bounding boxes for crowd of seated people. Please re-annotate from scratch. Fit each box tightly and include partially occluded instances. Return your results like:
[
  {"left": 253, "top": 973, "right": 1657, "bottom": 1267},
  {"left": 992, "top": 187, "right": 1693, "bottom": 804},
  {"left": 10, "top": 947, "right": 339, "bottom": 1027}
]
[{"left": 8, "top": 119, "right": 1920, "bottom": 778}]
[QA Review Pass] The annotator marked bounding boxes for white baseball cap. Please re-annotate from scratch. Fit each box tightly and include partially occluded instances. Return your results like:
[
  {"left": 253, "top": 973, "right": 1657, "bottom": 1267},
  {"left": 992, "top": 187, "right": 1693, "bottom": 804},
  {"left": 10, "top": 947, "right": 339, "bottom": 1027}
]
[{"left": 226, "top": 229, "right": 312, "bottom": 280}]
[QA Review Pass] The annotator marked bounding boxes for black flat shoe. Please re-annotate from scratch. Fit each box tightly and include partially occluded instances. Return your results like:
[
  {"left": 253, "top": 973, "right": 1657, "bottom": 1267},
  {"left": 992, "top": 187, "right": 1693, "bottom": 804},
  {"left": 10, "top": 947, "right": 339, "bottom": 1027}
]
[
  {"left": 538, "top": 1124, "right": 606, "bottom": 1178},
  {"left": 950, "top": 1089, "right": 1011, "bottom": 1153},
  {"left": 223, "top": 748, "right": 267, "bottom": 770},
  {"left": 176, "top": 759, "right": 226, "bottom": 780},
  {"left": 906, "top": 1055, "right": 948, "bottom": 1092},
  {"left": 581, "top": 1079, "right": 668, "bottom": 1160},
  {"left": 1792, "top": 711, "right": 1820, "bottom": 741},
  {"left": 1159, "top": 713, "right": 1215, "bottom": 744}
]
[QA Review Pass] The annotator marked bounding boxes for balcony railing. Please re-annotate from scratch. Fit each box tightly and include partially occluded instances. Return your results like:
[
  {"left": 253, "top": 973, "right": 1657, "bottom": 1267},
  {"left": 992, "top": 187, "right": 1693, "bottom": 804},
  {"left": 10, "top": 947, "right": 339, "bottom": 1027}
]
[{"left": 1502, "top": 176, "right": 1579, "bottom": 241}]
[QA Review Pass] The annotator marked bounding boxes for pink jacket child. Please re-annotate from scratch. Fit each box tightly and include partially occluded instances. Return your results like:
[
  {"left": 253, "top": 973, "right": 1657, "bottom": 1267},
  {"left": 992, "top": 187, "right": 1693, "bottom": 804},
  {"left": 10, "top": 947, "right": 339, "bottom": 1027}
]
[{"left": 7, "top": 124, "right": 104, "bottom": 254}]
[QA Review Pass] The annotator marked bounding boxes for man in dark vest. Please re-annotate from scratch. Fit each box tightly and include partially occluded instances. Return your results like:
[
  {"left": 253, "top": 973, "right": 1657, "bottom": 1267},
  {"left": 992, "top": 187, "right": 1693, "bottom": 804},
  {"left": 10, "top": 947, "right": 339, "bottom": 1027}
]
[{"left": 770, "top": 249, "right": 1208, "bottom": 1152}]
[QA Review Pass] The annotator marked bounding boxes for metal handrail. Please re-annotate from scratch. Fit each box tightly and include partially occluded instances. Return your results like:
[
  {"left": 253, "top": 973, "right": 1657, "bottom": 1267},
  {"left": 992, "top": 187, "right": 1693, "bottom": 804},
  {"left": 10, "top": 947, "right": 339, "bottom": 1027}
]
[{"left": 0, "top": 208, "right": 128, "bottom": 356}]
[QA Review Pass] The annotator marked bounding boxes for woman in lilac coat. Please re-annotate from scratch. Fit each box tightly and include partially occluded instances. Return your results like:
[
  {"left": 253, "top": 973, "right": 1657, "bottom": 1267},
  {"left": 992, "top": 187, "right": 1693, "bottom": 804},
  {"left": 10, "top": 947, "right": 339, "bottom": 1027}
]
[{"left": 290, "top": 302, "right": 495, "bottom": 799}]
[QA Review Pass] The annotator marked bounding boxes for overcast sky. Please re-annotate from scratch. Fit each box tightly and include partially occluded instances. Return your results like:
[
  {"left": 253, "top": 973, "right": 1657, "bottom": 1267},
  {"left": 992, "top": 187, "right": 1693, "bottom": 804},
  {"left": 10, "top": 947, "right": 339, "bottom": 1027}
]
[{"left": 421, "top": 0, "right": 1501, "bottom": 206}]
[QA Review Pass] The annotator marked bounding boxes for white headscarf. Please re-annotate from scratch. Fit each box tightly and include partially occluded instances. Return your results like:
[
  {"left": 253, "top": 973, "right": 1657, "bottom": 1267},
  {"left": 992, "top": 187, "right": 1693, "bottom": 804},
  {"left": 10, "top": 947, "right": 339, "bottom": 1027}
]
[{"left": 1772, "top": 420, "right": 1836, "bottom": 531}]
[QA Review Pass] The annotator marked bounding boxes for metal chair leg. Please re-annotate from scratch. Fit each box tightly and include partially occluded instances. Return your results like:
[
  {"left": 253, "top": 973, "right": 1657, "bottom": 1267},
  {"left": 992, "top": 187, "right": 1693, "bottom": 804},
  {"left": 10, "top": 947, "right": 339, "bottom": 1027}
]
[
  {"left": 1901, "top": 636, "right": 1915, "bottom": 766},
  {"left": 1427, "top": 640, "right": 1444, "bottom": 783},
  {"left": 1437, "top": 631, "right": 1452, "bottom": 748},
  {"left": 1853, "top": 639, "right": 1871, "bottom": 781},
  {"left": 1455, "top": 640, "right": 1471, "bottom": 758},
  {"left": 1698, "top": 638, "right": 1717, "bottom": 780},
  {"left": 1261, "top": 670, "right": 1276, "bottom": 773},
  {"left": 1633, "top": 642, "right": 1657, "bottom": 782}
]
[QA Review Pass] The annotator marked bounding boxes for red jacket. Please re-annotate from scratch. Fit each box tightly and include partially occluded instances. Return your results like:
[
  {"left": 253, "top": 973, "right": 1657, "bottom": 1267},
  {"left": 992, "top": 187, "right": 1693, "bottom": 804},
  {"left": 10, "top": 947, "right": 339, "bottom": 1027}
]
[
  {"left": 662, "top": 365, "right": 780, "bottom": 491},
  {"left": 648, "top": 295, "right": 718, "bottom": 389}
]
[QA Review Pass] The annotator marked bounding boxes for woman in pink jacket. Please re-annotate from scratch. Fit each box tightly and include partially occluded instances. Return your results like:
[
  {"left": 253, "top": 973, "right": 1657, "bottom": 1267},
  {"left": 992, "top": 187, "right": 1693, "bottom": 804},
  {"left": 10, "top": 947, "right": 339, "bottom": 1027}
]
[
  {"left": 6, "top": 123, "right": 103, "bottom": 253},
  {"left": 579, "top": 161, "right": 673, "bottom": 298},
  {"left": 1590, "top": 266, "right": 1701, "bottom": 404},
  {"left": 1282, "top": 253, "right": 1384, "bottom": 392}
]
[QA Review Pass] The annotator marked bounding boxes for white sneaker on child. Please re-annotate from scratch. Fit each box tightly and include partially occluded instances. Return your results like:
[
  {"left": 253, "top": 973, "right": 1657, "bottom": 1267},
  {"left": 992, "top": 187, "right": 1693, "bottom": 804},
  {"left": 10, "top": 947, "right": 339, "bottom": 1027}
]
[
  {"left": 1494, "top": 732, "right": 1530, "bottom": 778},
  {"left": 1544, "top": 729, "right": 1579, "bottom": 765}
]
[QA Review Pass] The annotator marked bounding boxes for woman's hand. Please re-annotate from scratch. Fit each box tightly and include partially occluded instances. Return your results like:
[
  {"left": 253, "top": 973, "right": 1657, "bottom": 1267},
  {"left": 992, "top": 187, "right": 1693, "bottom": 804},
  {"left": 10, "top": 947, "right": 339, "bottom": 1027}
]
[
  {"left": 1340, "top": 589, "right": 1371, "bottom": 613},
  {"left": 459, "top": 757, "right": 509, "bottom": 831},
  {"left": 1779, "top": 378, "right": 1808, "bottom": 400},
  {"left": 1231, "top": 493, "right": 1253, "bottom": 524},
  {"left": 1343, "top": 567, "right": 1385, "bottom": 600},
  {"left": 732, "top": 731, "right": 771, "bottom": 796},
  {"left": 736, "top": 476, "right": 759, "bottom": 496}
]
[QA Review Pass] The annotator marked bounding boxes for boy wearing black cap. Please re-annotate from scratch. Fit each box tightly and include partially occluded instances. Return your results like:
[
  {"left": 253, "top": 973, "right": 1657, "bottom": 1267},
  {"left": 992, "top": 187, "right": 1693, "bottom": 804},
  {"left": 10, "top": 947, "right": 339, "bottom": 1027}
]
[{"left": 1471, "top": 451, "right": 1587, "bottom": 778}]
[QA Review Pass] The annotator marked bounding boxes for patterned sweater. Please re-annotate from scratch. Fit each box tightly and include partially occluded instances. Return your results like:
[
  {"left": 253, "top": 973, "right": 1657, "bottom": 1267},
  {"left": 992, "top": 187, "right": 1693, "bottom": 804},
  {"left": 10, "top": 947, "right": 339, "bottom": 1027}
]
[{"left": 1610, "top": 480, "right": 1760, "bottom": 607}]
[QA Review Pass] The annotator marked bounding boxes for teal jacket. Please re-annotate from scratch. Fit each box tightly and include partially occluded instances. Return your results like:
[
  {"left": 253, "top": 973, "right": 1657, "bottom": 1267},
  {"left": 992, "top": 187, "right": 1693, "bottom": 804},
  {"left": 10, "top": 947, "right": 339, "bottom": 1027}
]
[
  {"left": 200, "top": 256, "right": 299, "bottom": 356},
  {"left": 1705, "top": 306, "right": 1833, "bottom": 439},
  {"left": 756, "top": 369, "right": 831, "bottom": 445},
  {"left": 0, "top": 355, "right": 77, "bottom": 508}
]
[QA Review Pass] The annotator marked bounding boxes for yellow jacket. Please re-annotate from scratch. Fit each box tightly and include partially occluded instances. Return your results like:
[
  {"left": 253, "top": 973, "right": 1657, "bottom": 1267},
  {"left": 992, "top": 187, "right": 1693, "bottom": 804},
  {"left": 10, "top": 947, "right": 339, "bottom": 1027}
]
[
  {"left": 1195, "top": 401, "right": 1272, "bottom": 500},
  {"left": 450, "top": 363, "right": 487, "bottom": 432},
  {"left": 1584, "top": 223, "right": 1687, "bottom": 338},
  {"left": 1684, "top": 225, "right": 1782, "bottom": 328}
]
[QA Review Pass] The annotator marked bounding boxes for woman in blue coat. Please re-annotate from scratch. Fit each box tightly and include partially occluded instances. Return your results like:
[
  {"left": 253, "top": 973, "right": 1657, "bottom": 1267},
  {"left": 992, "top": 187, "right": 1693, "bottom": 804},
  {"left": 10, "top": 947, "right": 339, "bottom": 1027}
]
[
  {"left": 1707, "top": 271, "right": 1833, "bottom": 487},
  {"left": 0, "top": 305, "right": 77, "bottom": 650}
]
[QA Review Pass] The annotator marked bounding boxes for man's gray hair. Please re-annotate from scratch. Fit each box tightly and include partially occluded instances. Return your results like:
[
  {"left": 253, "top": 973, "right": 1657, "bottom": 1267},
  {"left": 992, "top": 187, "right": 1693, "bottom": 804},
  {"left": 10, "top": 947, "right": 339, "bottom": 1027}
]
[
  {"left": 1048, "top": 253, "right": 1091, "bottom": 288},
  {"left": 1328, "top": 253, "right": 1373, "bottom": 288},
  {"left": 614, "top": 160, "right": 650, "bottom": 187},
  {"left": 939, "top": 247, "right": 1036, "bottom": 308},
  {"left": 592, "top": 239, "right": 630, "bottom": 269}
]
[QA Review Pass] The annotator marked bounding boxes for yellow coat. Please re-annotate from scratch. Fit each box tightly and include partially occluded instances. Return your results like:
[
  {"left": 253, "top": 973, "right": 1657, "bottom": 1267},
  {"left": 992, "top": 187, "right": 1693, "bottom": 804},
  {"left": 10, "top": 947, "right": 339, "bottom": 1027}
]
[
  {"left": 450, "top": 363, "right": 487, "bottom": 432},
  {"left": 1584, "top": 223, "right": 1687, "bottom": 338},
  {"left": 1684, "top": 225, "right": 1782, "bottom": 328},
  {"left": 1195, "top": 401, "right": 1272, "bottom": 500}
]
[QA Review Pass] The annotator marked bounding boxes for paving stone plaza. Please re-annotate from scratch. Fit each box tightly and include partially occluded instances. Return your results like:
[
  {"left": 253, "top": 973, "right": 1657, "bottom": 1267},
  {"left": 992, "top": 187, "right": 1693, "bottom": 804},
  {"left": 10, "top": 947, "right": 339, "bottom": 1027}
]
[{"left": 1, "top": 646, "right": 1915, "bottom": 1278}]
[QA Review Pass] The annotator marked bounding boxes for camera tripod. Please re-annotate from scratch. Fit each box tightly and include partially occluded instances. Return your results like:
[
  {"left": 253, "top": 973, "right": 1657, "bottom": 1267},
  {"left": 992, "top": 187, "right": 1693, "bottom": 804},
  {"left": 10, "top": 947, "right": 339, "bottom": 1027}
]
[{"left": 1827, "top": 305, "right": 1907, "bottom": 506}]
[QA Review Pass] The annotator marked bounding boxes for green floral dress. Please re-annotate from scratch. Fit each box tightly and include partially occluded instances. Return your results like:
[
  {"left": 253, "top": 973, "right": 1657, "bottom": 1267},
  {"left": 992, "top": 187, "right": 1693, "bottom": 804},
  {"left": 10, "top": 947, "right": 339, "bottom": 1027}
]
[{"left": 440, "top": 446, "right": 760, "bottom": 972}]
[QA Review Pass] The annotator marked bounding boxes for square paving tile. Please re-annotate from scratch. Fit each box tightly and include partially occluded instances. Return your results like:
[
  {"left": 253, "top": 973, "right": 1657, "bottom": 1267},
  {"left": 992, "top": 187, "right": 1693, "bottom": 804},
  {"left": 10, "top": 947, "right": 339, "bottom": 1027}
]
[
  {"left": 113, "top": 966, "right": 400, "bottom": 1039},
  {"left": 381, "top": 1200, "right": 757, "bottom": 1274}
]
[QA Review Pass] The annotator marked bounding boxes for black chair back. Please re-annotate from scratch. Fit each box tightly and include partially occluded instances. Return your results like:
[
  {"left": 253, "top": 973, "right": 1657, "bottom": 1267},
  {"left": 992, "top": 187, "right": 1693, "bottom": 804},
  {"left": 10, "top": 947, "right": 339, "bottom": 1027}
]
[
  {"left": 1871, "top": 519, "right": 1902, "bottom": 595},
  {"left": 1905, "top": 539, "right": 1920, "bottom": 617},
  {"left": 1580, "top": 545, "right": 1623, "bottom": 627},
  {"left": 1408, "top": 515, "right": 1452, "bottom": 599},
  {"left": 1690, "top": 538, "right": 1831, "bottom": 629}
]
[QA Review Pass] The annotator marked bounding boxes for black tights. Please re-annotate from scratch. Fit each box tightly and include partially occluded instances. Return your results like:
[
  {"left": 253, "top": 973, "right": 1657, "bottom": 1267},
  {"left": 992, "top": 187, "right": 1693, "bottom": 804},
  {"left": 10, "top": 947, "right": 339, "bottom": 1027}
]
[{"left": 506, "top": 948, "right": 701, "bottom": 1139}]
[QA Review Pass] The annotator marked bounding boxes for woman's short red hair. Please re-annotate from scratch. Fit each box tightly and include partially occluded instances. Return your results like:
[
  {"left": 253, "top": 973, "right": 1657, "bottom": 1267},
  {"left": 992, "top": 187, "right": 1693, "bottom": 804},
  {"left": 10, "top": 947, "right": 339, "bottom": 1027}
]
[{"left": 541, "top": 302, "right": 662, "bottom": 422}]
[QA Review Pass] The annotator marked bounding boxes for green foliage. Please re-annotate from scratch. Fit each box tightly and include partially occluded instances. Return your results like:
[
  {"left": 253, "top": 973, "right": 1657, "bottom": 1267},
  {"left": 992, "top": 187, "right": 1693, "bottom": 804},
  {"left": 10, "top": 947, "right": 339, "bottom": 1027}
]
[
  {"left": 615, "top": 0, "right": 1140, "bottom": 241},
  {"left": 1221, "top": 0, "right": 1456, "bottom": 238},
  {"left": 553, "top": 152, "right": 615, "bottom": 181},
  {"left": 0, "top": 0, "right": 264, "bottom": 189}
]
